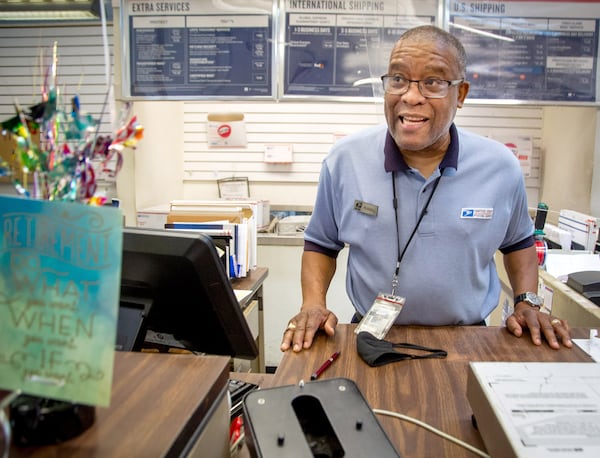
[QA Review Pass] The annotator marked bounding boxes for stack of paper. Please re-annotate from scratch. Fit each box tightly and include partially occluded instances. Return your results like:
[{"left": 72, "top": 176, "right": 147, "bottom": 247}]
[
  {"left": 467, "top": 361, "right": 600, "bottom": 457},
  {"left": 544, "top": 252, "right": 600, "bottom": 282},
  {"left": 165, "top": 200, "right": 258, "bottom": 278}
]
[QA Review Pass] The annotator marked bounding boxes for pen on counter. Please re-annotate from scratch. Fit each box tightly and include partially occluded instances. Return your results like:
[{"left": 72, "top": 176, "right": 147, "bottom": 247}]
[{"left": 311, "top": 350, "right": 340, "bottom": 380}]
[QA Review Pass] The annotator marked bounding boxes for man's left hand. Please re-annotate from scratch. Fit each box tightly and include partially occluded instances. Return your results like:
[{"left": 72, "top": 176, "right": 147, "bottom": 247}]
[{"left": 505, "top": 304, "right": 573, "bottom": 349}]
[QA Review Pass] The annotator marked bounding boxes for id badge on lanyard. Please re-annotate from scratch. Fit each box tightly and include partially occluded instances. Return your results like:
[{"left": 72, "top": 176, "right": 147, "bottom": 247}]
[
  {"left": 354, "top": 173, "right": 443, "bottom": 340},
  {"left": 354, "top": 293, "right": 405, "bottom": 340}
]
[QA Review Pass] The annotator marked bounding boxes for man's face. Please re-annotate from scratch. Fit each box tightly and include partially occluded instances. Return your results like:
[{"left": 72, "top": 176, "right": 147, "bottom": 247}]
[{"left": 383, "top": 38, "right": 469, "bottom": 156}]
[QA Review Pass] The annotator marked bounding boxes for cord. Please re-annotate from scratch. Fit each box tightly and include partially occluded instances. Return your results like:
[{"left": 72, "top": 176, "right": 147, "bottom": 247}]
[
  {"left": 230, "top": 430, "right": 245, "bottom": 456},
  {"left": 373, "top": 408, "right": 490, "bottom": 458},
  {"left": 1, "top": 390, "right": 21, "bottom": 458},
  {"left": 0, "top": 390, "right": 21, "bottom": 411}
]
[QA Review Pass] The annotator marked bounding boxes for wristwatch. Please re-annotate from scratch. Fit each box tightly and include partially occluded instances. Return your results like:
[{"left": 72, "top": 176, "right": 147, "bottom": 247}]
[{"left": 514, "top": 291, "right": 543, "bottom": 308}]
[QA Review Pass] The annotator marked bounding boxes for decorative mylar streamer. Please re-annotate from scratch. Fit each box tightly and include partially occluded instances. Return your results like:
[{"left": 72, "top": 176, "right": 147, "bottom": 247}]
[{"left": 0, "top": 38, "right": 143, "bottom": 204}]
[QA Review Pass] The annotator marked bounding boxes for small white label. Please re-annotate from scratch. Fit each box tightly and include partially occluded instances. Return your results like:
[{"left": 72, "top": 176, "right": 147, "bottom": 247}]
[
  {"left": 461, "top": 208, "right": 494, "bottom": 219},
  {"left": 264, "top": 144, "right": 293, "bottom": 163}
]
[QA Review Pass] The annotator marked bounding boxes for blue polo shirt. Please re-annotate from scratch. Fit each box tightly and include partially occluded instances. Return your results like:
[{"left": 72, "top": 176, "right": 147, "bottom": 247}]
[{"left": 304, "top": 123, "right": 534, "bottom": 325}]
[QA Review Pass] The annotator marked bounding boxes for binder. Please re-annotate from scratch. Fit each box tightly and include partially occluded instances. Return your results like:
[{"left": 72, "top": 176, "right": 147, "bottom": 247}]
[{"left": 165, "top": 222, "right": 235, "bottom": 277}]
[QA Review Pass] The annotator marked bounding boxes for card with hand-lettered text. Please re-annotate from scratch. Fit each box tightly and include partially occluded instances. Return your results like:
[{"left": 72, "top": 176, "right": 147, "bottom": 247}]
[{"left": 0, "top": 195, "right": 122, "bottom": 407}]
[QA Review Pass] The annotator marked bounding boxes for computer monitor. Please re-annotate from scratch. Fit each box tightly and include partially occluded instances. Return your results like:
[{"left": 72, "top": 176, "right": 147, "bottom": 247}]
[{"left": 116, "top": 227, "right": 258, "bottom": 359}]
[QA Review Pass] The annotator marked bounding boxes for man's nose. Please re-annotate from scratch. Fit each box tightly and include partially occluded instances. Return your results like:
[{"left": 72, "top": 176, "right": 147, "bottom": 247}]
[{"left": 402, "top": 80, "right": 425, "bottom": 100}]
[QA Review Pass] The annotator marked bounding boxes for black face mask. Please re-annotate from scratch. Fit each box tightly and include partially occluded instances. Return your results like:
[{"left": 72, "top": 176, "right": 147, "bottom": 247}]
[{"left": 356, "top": 331, "right": 448, "bottom": 367}]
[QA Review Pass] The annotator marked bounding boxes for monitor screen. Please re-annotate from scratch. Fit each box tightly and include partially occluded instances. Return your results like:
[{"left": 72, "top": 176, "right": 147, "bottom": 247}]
[{"left": 117, "top": 227, "right": 258, "bottom": 359}]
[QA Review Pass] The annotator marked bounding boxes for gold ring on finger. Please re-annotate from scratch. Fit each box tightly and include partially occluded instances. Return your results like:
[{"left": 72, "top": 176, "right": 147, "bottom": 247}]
[
  {"left": 287, "top": 322, "right": 297, "bottom": 331},
  {"left": 551, "top": 318, "right": 561, "bottom": 326}
]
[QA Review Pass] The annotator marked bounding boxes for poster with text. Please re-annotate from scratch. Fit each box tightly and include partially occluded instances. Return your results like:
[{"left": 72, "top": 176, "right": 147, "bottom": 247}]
[
  {"left": 449, "top": 0, "right": 600, "bottom": 103},
  {"left": 282, "top": 0, "right": 438, "bottom": 98},
  {"left": 122, "top": 0, "right": 274, "bottom": 98},
  {"left": 0, "top": 196, "right": 123, "bottom": 407}
]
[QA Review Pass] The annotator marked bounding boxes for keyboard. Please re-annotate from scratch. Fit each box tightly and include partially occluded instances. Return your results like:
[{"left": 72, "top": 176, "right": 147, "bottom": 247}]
[{"left": 228, "top": 378, "right": 259, "bottom": 419}]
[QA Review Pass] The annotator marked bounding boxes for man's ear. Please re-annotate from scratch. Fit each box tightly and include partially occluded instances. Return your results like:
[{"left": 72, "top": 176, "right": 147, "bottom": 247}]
[{"left": 457, "top": 80, "right": 470, "bottom": 108}]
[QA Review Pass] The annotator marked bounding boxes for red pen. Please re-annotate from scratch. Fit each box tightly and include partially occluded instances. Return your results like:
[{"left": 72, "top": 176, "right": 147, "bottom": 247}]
[{"left": 311, "top": 350, "right": 341, "bottom": 380}]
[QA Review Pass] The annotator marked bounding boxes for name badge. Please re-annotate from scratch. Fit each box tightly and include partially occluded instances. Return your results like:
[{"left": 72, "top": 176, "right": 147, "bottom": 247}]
[
  {"left": 461, "top": 208, "right": 493, "bottom": 219},
  {"left": 354, "top": 200, "right": 378, "bottom": 216}
]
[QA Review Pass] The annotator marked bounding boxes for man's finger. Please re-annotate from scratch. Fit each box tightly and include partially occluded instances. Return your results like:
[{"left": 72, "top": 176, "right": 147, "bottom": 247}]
[
  {"left": 525, "top": 315, "right": 543, "bottom": 346},
  {"left": 504, "top": 314, "right": 523, "bottom": 337},
  {"left": 540, "top": 322, "right": 560, "bottom": 349},
  {"left": 546, "top": 317, "right": 572, "bottom": 348}
]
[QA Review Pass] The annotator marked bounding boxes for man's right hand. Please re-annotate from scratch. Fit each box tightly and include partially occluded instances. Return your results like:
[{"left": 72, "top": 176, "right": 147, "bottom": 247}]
[{"left": 280, "top": 306, "right": 338, "bottom": 353}]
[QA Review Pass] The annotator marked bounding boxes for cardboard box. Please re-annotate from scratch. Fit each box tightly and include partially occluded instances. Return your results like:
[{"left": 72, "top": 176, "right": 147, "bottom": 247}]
[{"left": 0, "top": 131, "right": 29, "bottom": 186}]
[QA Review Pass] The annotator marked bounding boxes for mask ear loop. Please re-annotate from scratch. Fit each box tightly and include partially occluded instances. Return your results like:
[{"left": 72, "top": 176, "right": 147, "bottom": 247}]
[
  {"left": 391, "top": 172, "right": 442, "bottom": 295},
  {"left": 389, "top": 342, "right": 448, "bottom": 360}
]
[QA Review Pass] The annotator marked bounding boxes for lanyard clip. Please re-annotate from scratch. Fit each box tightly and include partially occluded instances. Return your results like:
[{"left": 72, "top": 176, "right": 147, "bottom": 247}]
[
  {"left": 391, "top": 262, "right": 400, "bottom": 296},
  {"left": 391, "top": 274, "right": 399, "bottom": 297}
]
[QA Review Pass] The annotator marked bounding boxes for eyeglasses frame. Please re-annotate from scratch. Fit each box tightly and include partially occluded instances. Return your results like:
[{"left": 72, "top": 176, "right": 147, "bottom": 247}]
[{"left": 380, "top": 75, "right": 464, "bottom": 99}]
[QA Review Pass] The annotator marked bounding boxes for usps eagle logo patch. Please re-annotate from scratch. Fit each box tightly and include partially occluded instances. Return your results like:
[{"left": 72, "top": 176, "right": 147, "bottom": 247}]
[{"left": 461, "top": 208, "right": 493, "bottom": 219}]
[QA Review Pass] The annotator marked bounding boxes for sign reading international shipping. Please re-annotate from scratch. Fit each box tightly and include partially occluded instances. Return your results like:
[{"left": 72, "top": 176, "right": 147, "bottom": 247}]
[
  {"left": 0, "top": 196, "right": 123, "bottom": 407},
  {"left": 282, "top": 0, "right": 438, "bottom": 98}
]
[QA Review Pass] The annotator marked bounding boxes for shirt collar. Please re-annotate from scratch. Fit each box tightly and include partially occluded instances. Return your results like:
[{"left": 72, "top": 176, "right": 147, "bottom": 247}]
[{"left": 384, "top": 123, "right": 459, "bottom": 173}]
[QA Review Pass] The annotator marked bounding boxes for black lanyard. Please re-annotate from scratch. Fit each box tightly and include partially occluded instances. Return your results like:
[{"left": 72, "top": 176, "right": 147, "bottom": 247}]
[{"left": 390, "top": 171, "right": 442, "bottom": 295}]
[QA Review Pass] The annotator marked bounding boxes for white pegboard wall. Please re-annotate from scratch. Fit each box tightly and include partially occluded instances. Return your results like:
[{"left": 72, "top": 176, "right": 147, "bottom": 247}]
[{"left": 182, "top": 101, "right": 542, "bottom": 202}]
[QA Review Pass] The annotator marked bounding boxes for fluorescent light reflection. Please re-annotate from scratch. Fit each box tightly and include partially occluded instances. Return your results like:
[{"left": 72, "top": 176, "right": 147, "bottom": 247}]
[{"left": 449, "top": 22, "right": 515, "bottom": 43}]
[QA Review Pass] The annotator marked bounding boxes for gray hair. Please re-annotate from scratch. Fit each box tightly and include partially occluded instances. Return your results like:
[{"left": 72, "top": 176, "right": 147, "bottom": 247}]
[{"left": 398, "top": 25, "right": 467, "bottom": 77}]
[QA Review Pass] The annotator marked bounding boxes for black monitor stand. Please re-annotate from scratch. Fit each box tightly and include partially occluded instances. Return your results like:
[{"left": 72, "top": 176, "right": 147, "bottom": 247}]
[{"left": 115, "top": 292, "right": 152, "bottom": 352}]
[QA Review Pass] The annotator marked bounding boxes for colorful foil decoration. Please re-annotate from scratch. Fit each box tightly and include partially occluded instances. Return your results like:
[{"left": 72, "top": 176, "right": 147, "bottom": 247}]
[{"left": 0, "top": 42, "right": 143, "bottom": 204}]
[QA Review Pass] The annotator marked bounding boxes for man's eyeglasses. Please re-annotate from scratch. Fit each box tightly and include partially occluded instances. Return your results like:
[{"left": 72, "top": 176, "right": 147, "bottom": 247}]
[{"left": 381, "top": 75, "right": 464, "bottom": 99}]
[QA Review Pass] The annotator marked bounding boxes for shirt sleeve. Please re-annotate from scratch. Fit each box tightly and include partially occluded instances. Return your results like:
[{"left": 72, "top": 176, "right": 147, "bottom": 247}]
[{"left": 303, "top": 160, "right": 345, "bottom": 254}]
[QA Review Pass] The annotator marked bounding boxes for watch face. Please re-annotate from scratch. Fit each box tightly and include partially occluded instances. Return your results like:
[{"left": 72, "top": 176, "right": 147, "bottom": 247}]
[{"left": 525, "top": 292, "right": 543, "bottom": 306}]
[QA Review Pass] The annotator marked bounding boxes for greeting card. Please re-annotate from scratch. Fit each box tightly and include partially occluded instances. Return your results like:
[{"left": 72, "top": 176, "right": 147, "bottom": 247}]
[{"left": 0, "top": 195, "right": 122, "bottom": 406}]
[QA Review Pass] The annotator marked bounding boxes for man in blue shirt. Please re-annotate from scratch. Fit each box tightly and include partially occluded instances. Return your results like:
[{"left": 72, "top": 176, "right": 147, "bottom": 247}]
[{"left": 281, "top": 25, "right": 572, "bottom": 353}]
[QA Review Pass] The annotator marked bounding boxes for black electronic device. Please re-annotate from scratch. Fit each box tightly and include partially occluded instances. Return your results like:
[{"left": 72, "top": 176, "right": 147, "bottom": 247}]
[
  {"left": 566, "top": 270, "right": 600, "bottom": 306},
  {"left": 115, "top": 296, "right": 152, "bottom": 351},
  {"left": 10, "top": 395, "right": 95, "bottom": 447},
  {"left": 118, "top": 227, "right": 258, "bottom": 358},
  {"left": 243, "top": 377, "right": 400, "bottom": 457},
  {"left": 228, "top": 378, "right": 259, "bottom": 419}
]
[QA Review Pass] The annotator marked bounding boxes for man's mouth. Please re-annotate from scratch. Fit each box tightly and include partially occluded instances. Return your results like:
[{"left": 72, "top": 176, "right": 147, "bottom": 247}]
[{"left": 400, "top": 115, "right": 427, "bottom": 124}]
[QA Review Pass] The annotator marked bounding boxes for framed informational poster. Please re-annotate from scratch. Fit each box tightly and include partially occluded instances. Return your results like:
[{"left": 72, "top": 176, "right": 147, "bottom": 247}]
[
  {"left": 120, "top": 0, "right": 600, "bottom": 104},
  {"left": 121, "top": 0, "right": 275, "bottom": 99},
  {"left": 281, "top": 0, "right": 439, "bottom": 98},
  {"left": 448, "top": 0, "right": 600, "bottom": 103}
]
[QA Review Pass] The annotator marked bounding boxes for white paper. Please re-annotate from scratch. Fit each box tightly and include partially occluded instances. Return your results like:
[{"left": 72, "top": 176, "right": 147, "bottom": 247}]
[
  {"left": 471, "top": 362, "right": 600, "bottom": 456},
  {"left": 544, "top": 252, "right": 600, "bottom": 281},
  {"left": 573, "top": 330, "right": 600, "bottom": 362}
]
